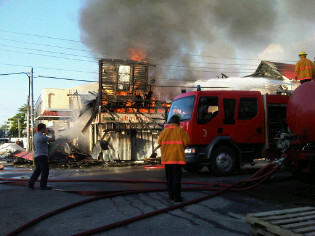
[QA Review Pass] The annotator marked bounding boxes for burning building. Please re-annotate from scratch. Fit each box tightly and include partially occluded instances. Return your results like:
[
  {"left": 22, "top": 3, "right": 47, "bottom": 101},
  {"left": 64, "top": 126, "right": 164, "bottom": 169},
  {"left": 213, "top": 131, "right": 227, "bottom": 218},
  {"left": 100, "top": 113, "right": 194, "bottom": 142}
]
[{"left": 84, "top": 59, "right": 170, "bottom": 162}]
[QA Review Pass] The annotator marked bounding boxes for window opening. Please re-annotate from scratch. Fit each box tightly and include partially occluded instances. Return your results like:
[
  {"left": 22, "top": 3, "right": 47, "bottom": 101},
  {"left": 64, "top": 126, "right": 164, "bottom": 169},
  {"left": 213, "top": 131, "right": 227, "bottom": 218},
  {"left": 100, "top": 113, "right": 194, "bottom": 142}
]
[{"left": 197, "top": 96, "right": 219, "bottom": 124}]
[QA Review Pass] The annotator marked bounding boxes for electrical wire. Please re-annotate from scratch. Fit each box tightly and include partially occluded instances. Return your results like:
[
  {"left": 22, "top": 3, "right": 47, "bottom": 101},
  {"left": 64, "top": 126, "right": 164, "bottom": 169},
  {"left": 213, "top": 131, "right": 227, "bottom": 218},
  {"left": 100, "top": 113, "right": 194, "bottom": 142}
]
[
  {"left": 0, "top": 29, "right": 297, "bottom": 63},
  {"left": 0, "top": 72, "right": 28, "bottom": 76},
  {"left": 0, "top": 28, "right": 298, "bottom": 81},
  {"left": 37, "top": 75, "right": 96, "bottom": 83},
  {"left": 0, "top": 48, "right": 96, "bottom": 63},
  {"left": 0, "top": 62, "right": 98, "bottom": 74}
]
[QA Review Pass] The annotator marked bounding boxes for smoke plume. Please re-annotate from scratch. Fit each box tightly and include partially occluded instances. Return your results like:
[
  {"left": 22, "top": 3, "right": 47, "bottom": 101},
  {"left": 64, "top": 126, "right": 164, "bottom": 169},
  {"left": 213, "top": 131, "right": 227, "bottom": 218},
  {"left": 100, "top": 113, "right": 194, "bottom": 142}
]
[
  {"left": 80, "top": 0, "right": 277, "bottom": 79},
  {"left": 79, "top": 0, "right": 314, "bottom": 100}
]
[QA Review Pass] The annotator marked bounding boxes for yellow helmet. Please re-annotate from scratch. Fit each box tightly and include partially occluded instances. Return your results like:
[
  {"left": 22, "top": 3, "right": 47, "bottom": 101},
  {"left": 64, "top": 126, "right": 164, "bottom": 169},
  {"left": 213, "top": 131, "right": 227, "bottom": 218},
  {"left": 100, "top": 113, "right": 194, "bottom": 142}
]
[{"left": 299, "top": 51, "right": 307, "bottom": 56}]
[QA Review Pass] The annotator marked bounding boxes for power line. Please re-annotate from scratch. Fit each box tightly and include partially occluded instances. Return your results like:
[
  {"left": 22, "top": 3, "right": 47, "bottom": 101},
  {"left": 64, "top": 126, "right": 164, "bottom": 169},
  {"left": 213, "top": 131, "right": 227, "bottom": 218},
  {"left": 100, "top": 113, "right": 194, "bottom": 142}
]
[
  {"left": 0, "top": 36, "right": 296, "bottom": 71},
  {"left": 0, "top": 46, "right": 261, "bottom": 71},
  {"left": 0, "top": 43, "right": 96, "bottom": 60},
  {"left": 0, "top": 48, "right": 96, "bottom": 63},
  {"left": 0, "top": 72, "right": 28, "bottom": 76},
  {"left": 37, "top": 75, "right": 97, "bottom": 83},
  {"left": 0, "top": 62, "right": 98, "bottom": 74},
  {"left": 0, "top": 29, "right": 84, "bottom": 44},
  {"left": 0, "top": 47, "right": 284, "bottom": 74},
  {"left": 0, "top": 47, "right": 255, "bottom": 73},
  {"left": 0, "top": 37, "right": 93, "bottom": 53},
  {"left": 0, "top": 28, "right": 297, "bottom": 63},
  {"left": 2, "top": 42, "right": 254, "bottom": 69},
  {"left": 0, "top": 45, "right": 295, "bottom": 73},
  {"left": 0, "top": 36, "right": 118, "bottom": 58}
]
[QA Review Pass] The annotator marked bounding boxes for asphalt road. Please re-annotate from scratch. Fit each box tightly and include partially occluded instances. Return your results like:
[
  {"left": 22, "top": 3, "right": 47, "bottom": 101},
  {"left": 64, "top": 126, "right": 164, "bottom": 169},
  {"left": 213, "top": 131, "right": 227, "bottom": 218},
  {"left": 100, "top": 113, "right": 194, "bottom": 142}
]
[{"left": 0, "top": 162, "right": 314, "bottom": 236}]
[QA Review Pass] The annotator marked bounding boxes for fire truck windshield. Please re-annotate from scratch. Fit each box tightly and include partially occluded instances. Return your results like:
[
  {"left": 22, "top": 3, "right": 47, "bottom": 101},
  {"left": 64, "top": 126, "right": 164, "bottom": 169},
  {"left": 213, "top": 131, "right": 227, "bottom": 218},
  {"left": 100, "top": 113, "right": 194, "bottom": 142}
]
[{"left": 167, "top": 96, "right": 195, "bottom": 122}]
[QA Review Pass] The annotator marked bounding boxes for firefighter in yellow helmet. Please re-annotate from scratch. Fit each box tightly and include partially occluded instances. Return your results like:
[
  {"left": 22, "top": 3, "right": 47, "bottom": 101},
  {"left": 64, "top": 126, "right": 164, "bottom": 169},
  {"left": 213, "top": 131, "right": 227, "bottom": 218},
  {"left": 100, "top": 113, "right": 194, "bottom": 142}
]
[
  {"left": 295, "top": 51, "right": 315, "bottom": 84},
  {"left": 158, "top": 115, "right": 190, "bottom": 202}
]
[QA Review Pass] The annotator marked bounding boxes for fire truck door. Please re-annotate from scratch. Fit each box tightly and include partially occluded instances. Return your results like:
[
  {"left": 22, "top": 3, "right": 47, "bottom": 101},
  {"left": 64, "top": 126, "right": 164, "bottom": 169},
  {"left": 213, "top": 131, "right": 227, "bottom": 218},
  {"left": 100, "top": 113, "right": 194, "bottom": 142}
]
[
  {"left": 234, "top": 97, "right": 264, "bottom": 143},
  {"left": 194, "top": 96, "right": 222, "bottom": 145},
  {"left": 221, "top": 98, "right": 237, "bottom": 137}
]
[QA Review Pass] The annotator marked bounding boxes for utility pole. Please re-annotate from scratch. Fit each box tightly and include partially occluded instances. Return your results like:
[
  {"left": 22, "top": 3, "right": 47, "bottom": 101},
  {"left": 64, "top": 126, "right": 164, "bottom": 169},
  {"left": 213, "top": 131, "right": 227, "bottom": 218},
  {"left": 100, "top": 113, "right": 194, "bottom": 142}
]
[
  {"left": 26, "top": 96, "right": 30, "bottom": 152},
  {"left": 18, "top": 119, "right": 21, "bottom": 139},
  {"left": 30, "top": 68, "right": 34, "bottom": 152}
]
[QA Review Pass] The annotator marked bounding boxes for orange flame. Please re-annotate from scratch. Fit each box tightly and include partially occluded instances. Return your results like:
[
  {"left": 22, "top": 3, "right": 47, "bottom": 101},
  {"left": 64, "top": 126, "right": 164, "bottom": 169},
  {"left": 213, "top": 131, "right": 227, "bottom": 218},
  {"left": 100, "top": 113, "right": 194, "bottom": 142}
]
[
  {"left": 116, "top": 91, "right": 128, "bottom": 96},
  {"left": 128, "top": 48, "right": 147, "bottom": 62}
]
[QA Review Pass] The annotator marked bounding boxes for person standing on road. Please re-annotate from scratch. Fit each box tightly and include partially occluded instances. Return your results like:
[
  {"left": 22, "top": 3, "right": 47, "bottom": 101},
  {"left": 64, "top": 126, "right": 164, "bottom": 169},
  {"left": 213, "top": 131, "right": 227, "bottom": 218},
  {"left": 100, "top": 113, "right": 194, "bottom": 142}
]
[
  {"left": 158, "top": 115, "right": 190, "bottom": 202},
  {"left": 295, "top": 51, "right": 315, "bottom": 84},
  {"left": 28, "top": 123, "right": 55, "bottom": 190}
]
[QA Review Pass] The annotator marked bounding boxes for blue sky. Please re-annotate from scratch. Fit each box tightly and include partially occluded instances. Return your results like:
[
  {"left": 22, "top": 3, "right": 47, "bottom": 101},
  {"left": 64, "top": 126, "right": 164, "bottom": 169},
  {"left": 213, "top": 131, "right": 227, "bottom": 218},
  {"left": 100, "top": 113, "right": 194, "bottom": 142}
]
[{"left": 0, "top": 0, "right": 98, "bottom": 125}]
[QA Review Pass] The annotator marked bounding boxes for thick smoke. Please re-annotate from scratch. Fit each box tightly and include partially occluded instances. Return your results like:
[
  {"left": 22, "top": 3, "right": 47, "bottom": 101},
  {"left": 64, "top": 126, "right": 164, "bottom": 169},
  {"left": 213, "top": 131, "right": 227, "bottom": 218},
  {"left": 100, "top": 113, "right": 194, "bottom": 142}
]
[
  {"left": 80, "top": 0, "right": 277, "bottom": 81},
  {"left": 57, "top": 109, "right": 92, "bottom": 153},
  {"left": 79, "top": 0, "right": 314, "bottom": 100}
]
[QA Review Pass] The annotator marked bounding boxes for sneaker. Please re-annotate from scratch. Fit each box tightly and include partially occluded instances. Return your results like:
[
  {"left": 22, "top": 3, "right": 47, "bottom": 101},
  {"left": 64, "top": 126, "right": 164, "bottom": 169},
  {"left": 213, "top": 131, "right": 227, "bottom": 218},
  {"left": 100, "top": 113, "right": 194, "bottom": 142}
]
[
  {"left": 40, "top": 186, "right": 52, "bottom": 190},
  {"left": 28, "top": 185, "right": 34, "bottom": 190}
]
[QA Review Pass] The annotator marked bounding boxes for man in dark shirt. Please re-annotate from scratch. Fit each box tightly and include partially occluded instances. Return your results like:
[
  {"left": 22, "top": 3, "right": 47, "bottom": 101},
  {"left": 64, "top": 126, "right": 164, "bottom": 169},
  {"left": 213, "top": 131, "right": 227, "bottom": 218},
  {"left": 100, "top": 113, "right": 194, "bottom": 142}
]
[{"left": 28, "top": 123, "right": 55, "bottom": 190}]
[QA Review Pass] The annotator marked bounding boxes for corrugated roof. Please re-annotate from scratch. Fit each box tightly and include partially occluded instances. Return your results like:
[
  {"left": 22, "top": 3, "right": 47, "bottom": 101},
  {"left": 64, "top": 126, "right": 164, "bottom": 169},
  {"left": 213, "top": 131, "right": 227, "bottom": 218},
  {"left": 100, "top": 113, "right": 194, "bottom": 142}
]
[
  {"left": 270, "top": 62, "right": 295, "bottom": 80},
  {"left": 250, "top": 61, "right": 296, "bottom": 80},
  {"left": 14, "top": 151, "right": 33, "bottom": 161}
]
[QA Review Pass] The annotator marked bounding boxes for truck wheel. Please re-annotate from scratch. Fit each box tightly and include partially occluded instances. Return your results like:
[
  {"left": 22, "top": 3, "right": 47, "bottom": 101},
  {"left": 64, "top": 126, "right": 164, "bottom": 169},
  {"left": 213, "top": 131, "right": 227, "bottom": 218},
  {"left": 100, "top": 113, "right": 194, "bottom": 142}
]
[
  {"left": 211, "top": 146, "right": 236, "bottom": 176},
  {"left": 183, "top": 163, "right": 203, "bottom": 173}
]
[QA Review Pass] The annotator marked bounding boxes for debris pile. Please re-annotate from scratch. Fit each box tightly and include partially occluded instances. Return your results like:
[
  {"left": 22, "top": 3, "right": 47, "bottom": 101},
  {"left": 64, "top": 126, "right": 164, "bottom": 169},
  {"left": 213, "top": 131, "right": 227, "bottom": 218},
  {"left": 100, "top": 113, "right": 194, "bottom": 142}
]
[
  {"left": 0, "top": 143, "right": 26, "bottom": 155},
  {"left": 48, "top": 138, "right": 100, "bottom": 168}
]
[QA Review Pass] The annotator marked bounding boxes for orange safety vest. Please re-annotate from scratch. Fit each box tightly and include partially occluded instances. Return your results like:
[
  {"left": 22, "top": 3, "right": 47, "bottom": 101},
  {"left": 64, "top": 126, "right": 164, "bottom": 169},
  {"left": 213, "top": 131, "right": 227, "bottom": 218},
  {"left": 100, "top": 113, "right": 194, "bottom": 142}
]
[
  {"left": 295, "top": 58, "right": 315, "bottom": 81},
  {"left": 158, "top": 123, "right": 190, "bottom": 165}
]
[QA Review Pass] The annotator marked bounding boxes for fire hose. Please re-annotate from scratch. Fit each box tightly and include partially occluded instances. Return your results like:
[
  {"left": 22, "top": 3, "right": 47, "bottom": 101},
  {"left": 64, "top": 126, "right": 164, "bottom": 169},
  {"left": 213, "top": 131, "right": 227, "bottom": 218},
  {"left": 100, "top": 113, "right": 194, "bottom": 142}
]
[{"left": 3, "top": 161, "right": 281, "bottom": 236}]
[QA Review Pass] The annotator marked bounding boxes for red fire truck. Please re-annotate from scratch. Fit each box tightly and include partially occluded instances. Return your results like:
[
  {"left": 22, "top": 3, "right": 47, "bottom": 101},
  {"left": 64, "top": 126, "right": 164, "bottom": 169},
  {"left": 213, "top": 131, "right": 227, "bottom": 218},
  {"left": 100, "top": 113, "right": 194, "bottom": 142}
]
[{"left": 167, "top": 87, "right": 290, "bottom": 176}]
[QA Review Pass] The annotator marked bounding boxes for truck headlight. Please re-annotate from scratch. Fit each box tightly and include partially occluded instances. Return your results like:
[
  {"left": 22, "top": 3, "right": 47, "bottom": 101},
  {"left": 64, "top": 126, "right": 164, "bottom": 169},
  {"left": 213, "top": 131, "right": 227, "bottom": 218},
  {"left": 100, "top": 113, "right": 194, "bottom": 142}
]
[{"left": 185, "top": 148, "right": 196, "bottom": 154}]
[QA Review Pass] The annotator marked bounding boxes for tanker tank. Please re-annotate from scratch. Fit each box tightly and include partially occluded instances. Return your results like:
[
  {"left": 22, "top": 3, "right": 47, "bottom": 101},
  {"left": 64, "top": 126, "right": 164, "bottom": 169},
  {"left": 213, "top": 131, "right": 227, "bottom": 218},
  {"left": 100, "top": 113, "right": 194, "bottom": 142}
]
[{"left": 287, "top": 81, "right": 315, "bottom": 143}]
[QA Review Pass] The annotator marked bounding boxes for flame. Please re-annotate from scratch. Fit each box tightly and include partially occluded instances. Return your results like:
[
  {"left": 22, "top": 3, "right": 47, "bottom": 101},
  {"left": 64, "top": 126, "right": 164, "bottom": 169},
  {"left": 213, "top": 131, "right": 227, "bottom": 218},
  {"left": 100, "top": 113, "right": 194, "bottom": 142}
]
[
  {"left": 162, "top": 103, "right": 171, "bottom": 108},
  {"left": 128, "top": 48, "right": 147, "bottom": 62},
  {"left": 116, "top": 91, "right": 128, "bottom": 96},
  {"left": 139, "top": 108, "right": 149, "bottom": 113},
  {"left": 111, "top": 107, "right": 168, "bottom": 114},
  {"left": 115, "top": 108, "right": 125, "bottom": 113}
]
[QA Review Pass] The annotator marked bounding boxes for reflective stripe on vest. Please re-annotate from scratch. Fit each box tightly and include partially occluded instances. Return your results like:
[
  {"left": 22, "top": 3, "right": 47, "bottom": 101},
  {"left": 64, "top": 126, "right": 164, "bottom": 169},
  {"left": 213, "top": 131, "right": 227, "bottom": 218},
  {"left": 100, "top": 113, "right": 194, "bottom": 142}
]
[
  {"left": 162, "top": 161, "right": 186, "bottom": 164},
  {"left": 299, "top": 66, "right": 312, "bottom": 70},
  {"left": 161, "top": 141, "right": 183, "bottom": 144}
]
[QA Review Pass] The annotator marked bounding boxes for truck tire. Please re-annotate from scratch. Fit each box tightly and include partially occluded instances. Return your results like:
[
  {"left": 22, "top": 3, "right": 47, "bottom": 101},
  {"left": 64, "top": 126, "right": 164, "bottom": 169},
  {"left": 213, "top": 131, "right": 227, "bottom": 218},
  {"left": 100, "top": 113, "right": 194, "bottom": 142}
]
[
  {"left": 210, "top": 146, "right": 236, "bottom": 176},
  {"left": 183, "top": 163, "right": 203, "bottom": 173}
]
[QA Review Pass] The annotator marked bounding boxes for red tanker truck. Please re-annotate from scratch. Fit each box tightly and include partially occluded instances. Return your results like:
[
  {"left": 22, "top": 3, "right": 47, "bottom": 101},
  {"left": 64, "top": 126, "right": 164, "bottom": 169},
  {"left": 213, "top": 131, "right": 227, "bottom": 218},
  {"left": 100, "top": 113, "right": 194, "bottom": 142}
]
[
  {"left": 281, "top": 82, "right": 315, "bottom": 181},
  {"left": 167, "top": 83, "right": 315, "bottom": 178}
]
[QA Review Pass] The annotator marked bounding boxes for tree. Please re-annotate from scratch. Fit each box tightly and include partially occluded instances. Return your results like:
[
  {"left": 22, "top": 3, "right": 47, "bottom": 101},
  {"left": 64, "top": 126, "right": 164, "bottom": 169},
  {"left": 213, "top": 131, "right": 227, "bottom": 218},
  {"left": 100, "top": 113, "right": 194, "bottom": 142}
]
[
  {"left": 8, "top": 104, "right": 28, "bottom": 137},
  {"left": 0, "top": 124, "right": 8, "bottom": 138}
]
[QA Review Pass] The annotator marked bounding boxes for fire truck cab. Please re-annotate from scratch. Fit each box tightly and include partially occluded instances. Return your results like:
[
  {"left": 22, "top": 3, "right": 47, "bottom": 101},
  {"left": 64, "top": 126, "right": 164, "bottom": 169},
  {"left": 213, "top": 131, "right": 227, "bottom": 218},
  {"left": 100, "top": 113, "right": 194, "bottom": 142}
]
[{"left": 167, "top": 88, "right": 290, "bottom": 176}]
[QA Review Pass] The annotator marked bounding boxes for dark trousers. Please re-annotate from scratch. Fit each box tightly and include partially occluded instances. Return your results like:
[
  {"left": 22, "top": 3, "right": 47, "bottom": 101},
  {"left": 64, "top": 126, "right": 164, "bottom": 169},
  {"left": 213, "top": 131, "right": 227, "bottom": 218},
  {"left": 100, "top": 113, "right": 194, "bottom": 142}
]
[
  {"left": 300, "top": 79, "right": 312, "bottom": 84},
  {"left": 29, "top": 155, "right": 49, "bottom": 188},
  {"left": 165, "top": 164, "right": 182, "bottom": 200}
]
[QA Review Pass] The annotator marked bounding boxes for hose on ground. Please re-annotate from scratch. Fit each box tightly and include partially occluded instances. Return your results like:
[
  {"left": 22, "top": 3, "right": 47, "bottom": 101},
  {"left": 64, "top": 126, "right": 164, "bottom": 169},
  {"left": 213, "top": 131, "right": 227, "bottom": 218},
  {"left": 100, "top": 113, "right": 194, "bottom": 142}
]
[{"left": 5, "top": 162, "right": 280, "bottom": 236}]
